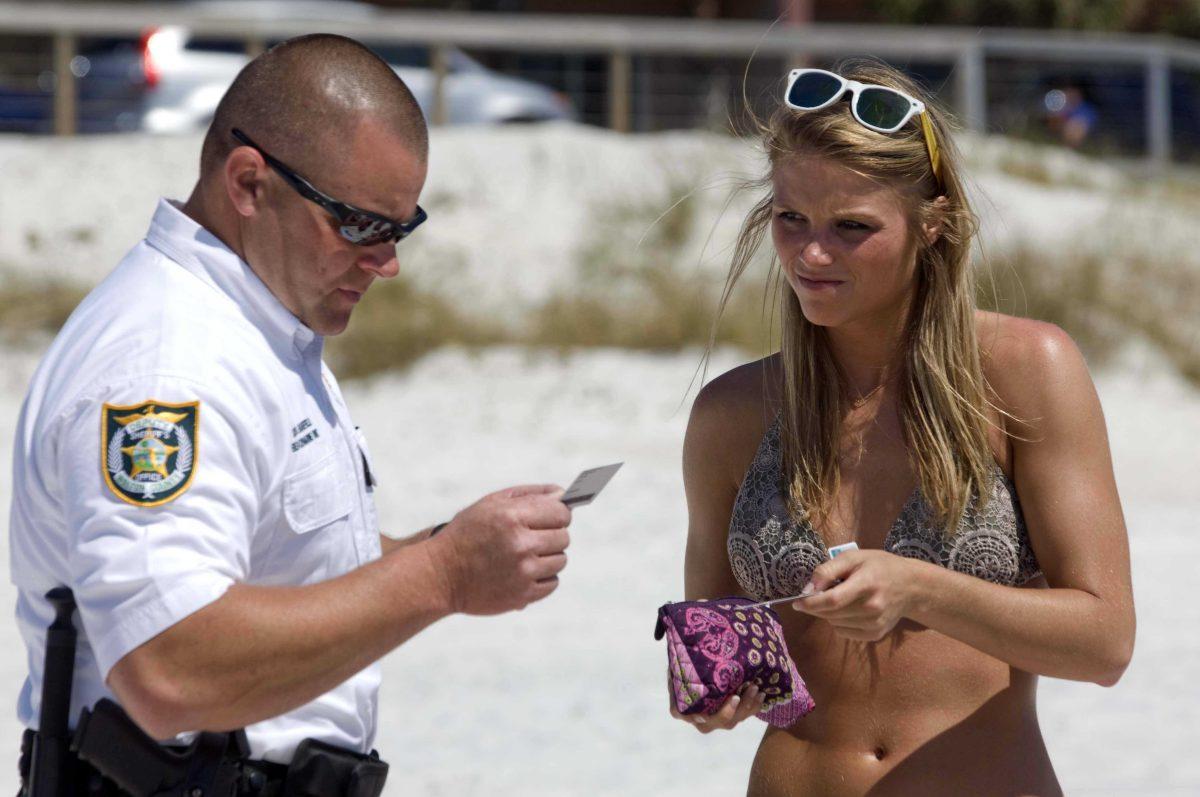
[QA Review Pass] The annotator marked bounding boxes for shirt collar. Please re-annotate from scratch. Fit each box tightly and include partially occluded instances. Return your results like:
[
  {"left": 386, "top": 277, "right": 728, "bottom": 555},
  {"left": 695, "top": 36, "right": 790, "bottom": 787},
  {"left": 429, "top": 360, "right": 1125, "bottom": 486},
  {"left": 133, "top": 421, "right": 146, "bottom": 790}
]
[{"left": 144, "top": 198, "right": 320, "bottom": 358}]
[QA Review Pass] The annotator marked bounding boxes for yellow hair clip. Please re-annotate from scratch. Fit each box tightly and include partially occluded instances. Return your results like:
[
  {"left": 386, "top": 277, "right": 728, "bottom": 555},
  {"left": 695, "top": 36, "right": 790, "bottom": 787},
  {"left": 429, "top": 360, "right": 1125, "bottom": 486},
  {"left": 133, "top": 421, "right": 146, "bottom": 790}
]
[{"left": 919, "top": 113, "right": 943, "bottom": 189}]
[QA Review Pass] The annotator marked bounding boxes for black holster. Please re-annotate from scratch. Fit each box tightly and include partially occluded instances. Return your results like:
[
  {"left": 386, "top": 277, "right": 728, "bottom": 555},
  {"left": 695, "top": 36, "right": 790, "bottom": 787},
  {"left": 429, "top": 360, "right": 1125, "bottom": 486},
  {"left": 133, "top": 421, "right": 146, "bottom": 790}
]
[{"left": 71, "top": 699, "right": 249, "bottom": 797}]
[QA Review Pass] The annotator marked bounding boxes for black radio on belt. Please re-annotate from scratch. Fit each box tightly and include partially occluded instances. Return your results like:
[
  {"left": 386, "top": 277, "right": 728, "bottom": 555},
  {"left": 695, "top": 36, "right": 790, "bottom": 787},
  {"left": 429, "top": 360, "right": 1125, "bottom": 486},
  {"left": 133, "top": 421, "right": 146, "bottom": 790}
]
[{"left": 283, "top": 739, "right": 388, "bottom": 797}]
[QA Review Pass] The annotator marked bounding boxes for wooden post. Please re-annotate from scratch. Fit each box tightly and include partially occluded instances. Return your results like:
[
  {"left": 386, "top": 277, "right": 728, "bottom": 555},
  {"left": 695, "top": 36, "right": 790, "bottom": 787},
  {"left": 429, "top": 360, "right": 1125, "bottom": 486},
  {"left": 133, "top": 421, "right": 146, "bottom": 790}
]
[
  {"left": 431, "top": 43, "right": 449, "bottom": 126},
  {"left": 956, "top": 43, "right": 987, "bottom": 133},
  {"left": 779, "top": 0, "right": 812, "bottom": 25},
  {"left": 608, "top": 49, "right": 631, "bottom": 133},
  {"left": 781, "top": 0, "right": 812, "bottom": 70},
  {"left": 244, "top": 36, "right": 265, "bottom": 58},
  {"left": 1146, "top": 50, "right": 1171, "bottom": 168},
  {"left": 53, "top": 31, "right": 77, "bottom": 136}
]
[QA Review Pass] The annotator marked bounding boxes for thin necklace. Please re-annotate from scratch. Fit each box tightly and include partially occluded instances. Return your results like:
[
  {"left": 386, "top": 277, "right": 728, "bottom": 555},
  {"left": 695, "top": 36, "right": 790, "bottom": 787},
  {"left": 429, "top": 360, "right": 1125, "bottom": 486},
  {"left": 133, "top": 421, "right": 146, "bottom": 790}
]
[{"left": 847, "top": 380, "right": 886, "bottom": 409}]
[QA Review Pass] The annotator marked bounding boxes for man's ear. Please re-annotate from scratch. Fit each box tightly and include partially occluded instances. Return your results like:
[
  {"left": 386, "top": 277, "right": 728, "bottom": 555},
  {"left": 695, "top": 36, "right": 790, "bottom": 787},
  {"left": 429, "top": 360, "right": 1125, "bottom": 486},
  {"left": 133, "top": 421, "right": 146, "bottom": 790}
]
[
  {"left": 922, "top": 195, "right": 949, "bottom": 246},
  {"left": 224, "top": 146, "right": 268, "bottom": 219}
]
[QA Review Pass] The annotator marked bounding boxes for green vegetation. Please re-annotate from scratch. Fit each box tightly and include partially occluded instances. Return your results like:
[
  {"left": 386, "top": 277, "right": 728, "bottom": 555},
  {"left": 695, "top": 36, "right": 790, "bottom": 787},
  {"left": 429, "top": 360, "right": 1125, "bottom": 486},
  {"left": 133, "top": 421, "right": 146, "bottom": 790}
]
[
  {"left": 977, "top": 245, "right": 1121, "bottom": 364},
  {"left": 3, "top": 168, "right": 1197, "bottom": 390},
  {"left": 977, "top": 246, "right": 1200, "bottom": 381},
  {"left": 985, "top": 146, "right": 1104, "bottom": 191},
  {"left": 327, "top": 181, "right": 778, "bottom": 376},
  {"left": 526, "top": 181, "right": 776, "bottom": 354},
  {"left": 326, "top": 270, "right": 501, "bottom": 380},
  {"left": 329, "top": 210, "right": 1200, "bottom": 388},
  {"left": 0, "top": 275, "right": 87, "bottom": 346}
]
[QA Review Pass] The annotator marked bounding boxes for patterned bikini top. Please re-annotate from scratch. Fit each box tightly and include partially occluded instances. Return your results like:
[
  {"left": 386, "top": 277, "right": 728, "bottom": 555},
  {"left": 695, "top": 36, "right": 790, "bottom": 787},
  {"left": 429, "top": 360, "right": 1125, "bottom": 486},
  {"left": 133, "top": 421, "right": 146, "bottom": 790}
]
[{"left": 728, "top": 417, "right": 1041, "bottom": 601}]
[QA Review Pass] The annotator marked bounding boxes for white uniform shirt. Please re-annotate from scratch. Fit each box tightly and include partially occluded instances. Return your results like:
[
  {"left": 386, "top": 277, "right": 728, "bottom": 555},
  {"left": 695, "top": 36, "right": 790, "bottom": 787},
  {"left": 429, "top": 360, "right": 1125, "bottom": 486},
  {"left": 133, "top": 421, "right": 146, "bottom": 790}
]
[{"left": 9, "top": 199, "right": 384, "bottom": 763}]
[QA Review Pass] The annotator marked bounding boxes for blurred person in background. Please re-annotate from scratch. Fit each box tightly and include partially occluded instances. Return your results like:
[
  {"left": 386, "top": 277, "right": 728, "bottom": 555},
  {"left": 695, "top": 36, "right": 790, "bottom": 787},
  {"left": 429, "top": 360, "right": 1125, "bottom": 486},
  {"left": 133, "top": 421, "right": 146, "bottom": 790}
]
[
  {"left": 671, "top": 59, "right": 1133, "bottom": 795},
  {"left": 1044, "top": 79, "right": 1098, "bottom": 149},
  {"left": 9, "top": 33, "right": 571, "bottom": 796}
]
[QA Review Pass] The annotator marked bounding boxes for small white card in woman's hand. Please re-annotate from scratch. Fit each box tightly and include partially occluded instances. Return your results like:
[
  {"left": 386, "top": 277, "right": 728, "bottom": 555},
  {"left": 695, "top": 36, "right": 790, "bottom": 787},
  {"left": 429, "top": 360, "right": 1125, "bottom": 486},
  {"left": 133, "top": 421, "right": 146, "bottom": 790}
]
[
  {"left": 828, "top": 542, "right": 859, "bottom": 558},
  {"left": 561, "top": 463, "right": 623, "bottom": 507}
]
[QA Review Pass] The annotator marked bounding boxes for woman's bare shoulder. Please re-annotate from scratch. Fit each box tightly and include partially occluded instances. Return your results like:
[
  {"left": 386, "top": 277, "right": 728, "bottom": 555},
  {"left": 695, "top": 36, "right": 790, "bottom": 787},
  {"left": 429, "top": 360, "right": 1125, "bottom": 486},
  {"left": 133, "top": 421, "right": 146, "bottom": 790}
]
[
  {"left": 691, "top": 353, "right": 782, "bottom": 430},
  {"left": 975, "top": 310, "right": 1094, "bottom": 429},
  {"left": 685, "top": 353, "right": 783, "bottom": 487}
]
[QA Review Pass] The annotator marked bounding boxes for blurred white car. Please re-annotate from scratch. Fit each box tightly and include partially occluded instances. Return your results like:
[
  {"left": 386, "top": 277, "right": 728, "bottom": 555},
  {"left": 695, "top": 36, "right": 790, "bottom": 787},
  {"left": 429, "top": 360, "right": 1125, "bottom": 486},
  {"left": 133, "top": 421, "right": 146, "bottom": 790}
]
[{"left": 131, "top": 0, "right": 576, "bottom": 132}]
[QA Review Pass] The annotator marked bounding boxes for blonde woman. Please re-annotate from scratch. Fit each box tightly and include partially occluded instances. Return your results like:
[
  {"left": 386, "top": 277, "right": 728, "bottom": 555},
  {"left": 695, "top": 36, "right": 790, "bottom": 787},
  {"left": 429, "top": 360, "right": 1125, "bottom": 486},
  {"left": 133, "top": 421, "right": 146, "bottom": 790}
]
[{"left": 672, "top": 60, "right": 1134, "bottom": 795}]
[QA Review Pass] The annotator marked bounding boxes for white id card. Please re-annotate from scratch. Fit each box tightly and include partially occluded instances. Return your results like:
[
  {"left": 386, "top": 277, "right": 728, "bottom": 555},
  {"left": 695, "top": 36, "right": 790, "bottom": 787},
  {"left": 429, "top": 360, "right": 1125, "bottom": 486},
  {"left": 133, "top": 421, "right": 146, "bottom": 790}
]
[
  {"left": 561, "top": 463, "right": 623, "bottom": 507},
  {"left": 828, "top": 542, "right": 859, "bottom": 558}
]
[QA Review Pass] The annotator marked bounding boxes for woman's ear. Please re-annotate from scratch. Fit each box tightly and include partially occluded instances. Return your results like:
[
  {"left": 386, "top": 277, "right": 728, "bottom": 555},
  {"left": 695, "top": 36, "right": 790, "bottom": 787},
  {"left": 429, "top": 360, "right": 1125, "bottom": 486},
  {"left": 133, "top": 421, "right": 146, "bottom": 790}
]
[{"left": 921, "top": 195, "right": 949, "bottom": 246}]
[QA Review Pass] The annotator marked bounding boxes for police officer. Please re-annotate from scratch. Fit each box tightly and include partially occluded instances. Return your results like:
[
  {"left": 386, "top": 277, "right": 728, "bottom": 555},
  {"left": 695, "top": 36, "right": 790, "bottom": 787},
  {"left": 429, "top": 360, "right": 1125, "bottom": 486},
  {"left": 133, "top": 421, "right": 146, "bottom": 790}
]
[{"left": 9, "top": 34, "right": 571, "bottom": 793}]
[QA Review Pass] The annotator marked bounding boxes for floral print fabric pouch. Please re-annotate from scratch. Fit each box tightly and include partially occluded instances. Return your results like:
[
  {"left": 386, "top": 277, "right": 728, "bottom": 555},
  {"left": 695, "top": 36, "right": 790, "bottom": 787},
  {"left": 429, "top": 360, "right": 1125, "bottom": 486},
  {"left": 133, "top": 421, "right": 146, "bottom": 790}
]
[{"left": 655, "top": 597, "right": 815, "bottom": 727}]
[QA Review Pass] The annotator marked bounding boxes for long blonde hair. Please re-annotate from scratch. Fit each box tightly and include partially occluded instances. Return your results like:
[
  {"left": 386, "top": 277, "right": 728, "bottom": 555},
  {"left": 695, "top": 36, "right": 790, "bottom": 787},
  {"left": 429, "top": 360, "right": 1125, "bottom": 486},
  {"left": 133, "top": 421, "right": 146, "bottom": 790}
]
[{"left": 718, "top": 58, "right": 995, "bottom": 533}]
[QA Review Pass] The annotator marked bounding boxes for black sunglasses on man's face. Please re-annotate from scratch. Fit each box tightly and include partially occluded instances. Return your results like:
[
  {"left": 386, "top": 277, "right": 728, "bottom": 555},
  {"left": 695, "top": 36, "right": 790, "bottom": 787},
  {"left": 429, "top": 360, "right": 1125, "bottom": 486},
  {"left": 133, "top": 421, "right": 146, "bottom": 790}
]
[{"left": 231, "top": 128, "right": 427, "bottom": 247}]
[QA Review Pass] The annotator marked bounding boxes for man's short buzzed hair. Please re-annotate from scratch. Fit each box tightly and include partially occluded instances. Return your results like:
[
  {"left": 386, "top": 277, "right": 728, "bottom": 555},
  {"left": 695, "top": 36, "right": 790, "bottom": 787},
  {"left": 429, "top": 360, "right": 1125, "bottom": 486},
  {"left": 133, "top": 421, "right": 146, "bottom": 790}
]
[{"left": 199, "top": 34, "right": 428, "bottom": 178}]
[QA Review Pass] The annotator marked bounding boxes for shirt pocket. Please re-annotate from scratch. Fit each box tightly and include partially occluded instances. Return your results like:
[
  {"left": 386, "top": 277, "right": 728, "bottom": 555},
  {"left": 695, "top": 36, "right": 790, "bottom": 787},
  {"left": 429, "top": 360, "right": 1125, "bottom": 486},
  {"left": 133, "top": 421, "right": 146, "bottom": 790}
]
[{"left": 282, "top": 450, "right": 353, "bottom": 534}]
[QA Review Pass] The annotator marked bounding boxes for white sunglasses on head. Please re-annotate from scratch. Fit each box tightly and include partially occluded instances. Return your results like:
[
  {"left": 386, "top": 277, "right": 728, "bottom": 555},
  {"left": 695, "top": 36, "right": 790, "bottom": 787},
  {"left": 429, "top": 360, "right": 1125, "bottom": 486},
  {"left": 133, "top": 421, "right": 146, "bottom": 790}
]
[{"left": 784, "top": 68, "right": 943, "bottom": 185}]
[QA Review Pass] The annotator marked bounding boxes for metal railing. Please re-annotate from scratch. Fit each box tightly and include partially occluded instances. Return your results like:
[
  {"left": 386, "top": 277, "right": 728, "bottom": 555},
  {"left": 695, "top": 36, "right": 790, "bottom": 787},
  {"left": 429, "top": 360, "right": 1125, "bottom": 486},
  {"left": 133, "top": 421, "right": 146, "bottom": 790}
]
[{"left": 2, "top": 2, "right": 1199, "bottom": 165}]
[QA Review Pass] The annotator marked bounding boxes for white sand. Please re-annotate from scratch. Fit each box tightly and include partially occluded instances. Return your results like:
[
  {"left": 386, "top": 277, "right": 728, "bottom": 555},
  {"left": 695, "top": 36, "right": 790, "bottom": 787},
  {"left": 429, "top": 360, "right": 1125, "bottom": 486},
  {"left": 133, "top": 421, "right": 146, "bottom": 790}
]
[
  {"left": 0, "top": 343, "right": 1196, "bottom": 795},
  {"left": 1, "top": 125, "right": 1198, "bottom": 794},
  {"left": 361, "top": 345, "right": 1200, "bottom": 796}
]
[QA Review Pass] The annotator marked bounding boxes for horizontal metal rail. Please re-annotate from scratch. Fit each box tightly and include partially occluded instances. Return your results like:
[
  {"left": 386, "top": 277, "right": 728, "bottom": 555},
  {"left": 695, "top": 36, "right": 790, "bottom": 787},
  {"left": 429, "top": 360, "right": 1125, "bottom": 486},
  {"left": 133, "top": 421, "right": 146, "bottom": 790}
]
[
  {"left": 2, "top": 4, "right": 1196, "bottom": 61},
  {"left": 1, "top": 2, "right": 1195, "bottom": 164}
]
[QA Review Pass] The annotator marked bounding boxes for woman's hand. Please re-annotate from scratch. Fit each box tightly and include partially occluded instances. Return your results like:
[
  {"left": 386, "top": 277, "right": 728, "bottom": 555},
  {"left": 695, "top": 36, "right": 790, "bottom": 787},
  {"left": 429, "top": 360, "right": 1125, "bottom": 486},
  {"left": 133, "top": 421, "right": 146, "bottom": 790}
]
[
  {"left": 791, "top": 549, "right": 923, "bottom": 641},
  {"left": 668, "top": 674, "right": 767, "bottom": 733}
]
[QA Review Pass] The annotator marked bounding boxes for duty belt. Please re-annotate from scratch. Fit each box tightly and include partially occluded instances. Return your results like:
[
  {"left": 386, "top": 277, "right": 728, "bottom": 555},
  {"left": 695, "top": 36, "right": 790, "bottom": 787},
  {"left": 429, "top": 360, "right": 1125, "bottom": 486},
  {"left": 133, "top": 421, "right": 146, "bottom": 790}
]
[
  {"left": 20, "top": 723, "right": 388, "bottom": 797},
  {"left": 19, "top": 587, "right": 387, "bottom": 797}
]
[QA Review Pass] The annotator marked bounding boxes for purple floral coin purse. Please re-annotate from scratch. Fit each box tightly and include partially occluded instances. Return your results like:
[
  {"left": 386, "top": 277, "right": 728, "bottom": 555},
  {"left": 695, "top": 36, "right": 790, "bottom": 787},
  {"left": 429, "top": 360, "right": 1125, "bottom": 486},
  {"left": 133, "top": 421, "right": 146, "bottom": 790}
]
[{"left": 655, "top": 596, "right": 815, "bottom": 727}]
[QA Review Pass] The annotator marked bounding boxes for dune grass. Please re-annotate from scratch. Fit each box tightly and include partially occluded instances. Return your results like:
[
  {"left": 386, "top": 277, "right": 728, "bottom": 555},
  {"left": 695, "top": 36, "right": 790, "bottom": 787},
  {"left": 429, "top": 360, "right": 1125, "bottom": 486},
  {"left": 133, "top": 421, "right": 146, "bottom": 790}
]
[
  {"left": 525, "top": 183, "right": 776, "bottom": 354},
  {"left": 976, "top": 245, "right": 1200, "bottom": 380},
  {"left": 4, "top": 245, "right": 1196, "bottom": 389},
  {"left": 326, "top": 271, "right": 501, "bottom": 380},
  {"left": 2, "top": 196, "right": 1196, "bottom": 389},
  {"left": 0, "top": 275, "right": 88, "bottom": 346},
  {"left": 331, "top": 179, "right": 781, "bottom": 375}
]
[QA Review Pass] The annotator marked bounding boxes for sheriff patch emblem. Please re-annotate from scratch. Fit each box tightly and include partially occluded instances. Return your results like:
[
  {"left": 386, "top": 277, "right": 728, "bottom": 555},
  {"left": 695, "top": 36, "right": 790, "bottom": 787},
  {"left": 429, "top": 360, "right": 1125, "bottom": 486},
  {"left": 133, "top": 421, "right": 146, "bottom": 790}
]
[{"left": 102, "top": 400, "right": 199, "bottom": 507}]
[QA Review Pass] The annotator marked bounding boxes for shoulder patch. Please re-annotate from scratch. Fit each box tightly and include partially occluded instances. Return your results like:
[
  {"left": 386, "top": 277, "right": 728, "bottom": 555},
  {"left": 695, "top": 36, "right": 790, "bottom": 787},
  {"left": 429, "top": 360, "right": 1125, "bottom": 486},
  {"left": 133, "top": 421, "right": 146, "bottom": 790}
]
[{"left": 101, "top": 400, "right": 199, "bottom": 507}]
